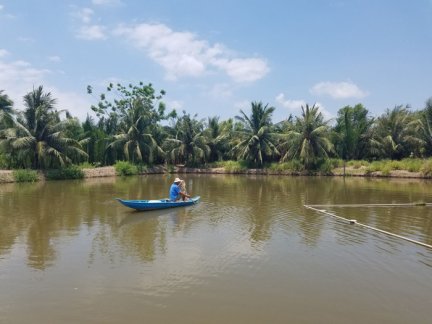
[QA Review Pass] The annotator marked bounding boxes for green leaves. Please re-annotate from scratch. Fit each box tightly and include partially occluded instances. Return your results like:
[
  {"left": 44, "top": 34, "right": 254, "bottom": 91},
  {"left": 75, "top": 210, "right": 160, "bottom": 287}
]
[
  {"left": 373, "top": 105, "right": 423, "bottom": 159},
  {"left": 232, "top": 101, "right": 279, "bottom": 167},
  {"left": 279, "top": 104, "right": 333, "bottom": 169},
  {"left": 163, "top": 112, "right": 209, "bottom": 166},
  {"left": 1, "top": 86, "right": 88, "bottom": 169},
  {"left": 332, "top": 107, "right": 355, "bottom": 160}
]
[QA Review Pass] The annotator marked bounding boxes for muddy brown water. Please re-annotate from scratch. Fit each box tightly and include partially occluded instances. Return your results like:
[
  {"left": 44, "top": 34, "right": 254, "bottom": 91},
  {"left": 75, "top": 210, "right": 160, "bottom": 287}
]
[{"left": 1, "top": 174, "right": 431, "bottom": 323}]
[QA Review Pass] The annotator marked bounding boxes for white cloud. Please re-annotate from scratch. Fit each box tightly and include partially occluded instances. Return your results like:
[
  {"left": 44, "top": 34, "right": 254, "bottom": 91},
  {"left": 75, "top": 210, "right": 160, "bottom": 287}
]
[
  {"left": 275, "top": 93, "right": 306, "bottom": 112},
  {"left": 113, "top": 23, "right": 269, "bottom": 83},
  {"left": 95, "top": 76, "right": 124, "bottom": 88},
  {"left": 17, "top": 37, "right": 35, "bottom": 43},
  {"left": 0, "top": 60, "right": 49, "bottom": 85},
  {"left": 92, "top": 0, "right": 123, "bottom": 6},
  {"left": 114, "top": 23, "right": 207, "bottom": 79},
  {"left": 275, "top": 93, "right": 333, "bottom": 120},
  {"left": 234, "top": 100, "right": 250, "bottom": 111},
  {"left": 0, "top": 53, "right": 92, "bottom": 121},
  {"left": 310, "top": 81, "right": 368, "bottom": 99},
  {"left": 73, "top": 7, "right": 94, "bottom": 24},
  {"left": 0, "top": 4, "right": 15, "bottom": 19},
  {"left": 209, "top": 83, "right": 233, "bottom": 98},
  {"left": 0, "top": 57, "right": 48, "bottom": 106},
  {"left": 166, "top": 100, "right": 183, "bottom": 110},
  {"left": 0, "top": 48, "right": 9, "bottom": 58},
  {"left": 70, "top": 7, "right": 107, "bottom": 40},
  {"left": 50, "top": 87, "right": 94, "bottom": 121},
  {"left": 48, "top": 55, "right": 61, "bottom": 63},
  {"left": 77, "top": 24, "right": 107, "bottom": 40},
  {"left": 313, "top": 102, "right": 333, "bottom": 120},
  {"left": 213, "top": 58, "right": 269, "bottom": 83}
]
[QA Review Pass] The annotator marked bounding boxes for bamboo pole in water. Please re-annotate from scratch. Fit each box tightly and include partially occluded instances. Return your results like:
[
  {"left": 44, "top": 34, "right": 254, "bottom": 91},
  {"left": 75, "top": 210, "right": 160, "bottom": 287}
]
[{"left": 304, "top": 205, "right": 432, "bottom": 250}]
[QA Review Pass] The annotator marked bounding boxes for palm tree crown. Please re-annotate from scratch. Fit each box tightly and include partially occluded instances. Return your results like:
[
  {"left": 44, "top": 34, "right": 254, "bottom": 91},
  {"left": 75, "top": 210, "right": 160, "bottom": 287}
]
[
  {"left": 107, "top": 99, "right": 164, "bottom": 164},
  {"left": 372, "top": 105, "right": 423, "bottom": 159},
  {"left": 231, "top": 101, "right": 279, "bottom": 167},
  {"left": 0, "top": 86, "right": 87, "bottom": 169},
  {"left": 279, "top": 104, "right": 333, "bottom": 169},
  {"left": 0, "top": 90, "right": 14, "bottom": 128},
  {"left": 164, "top": 113, "right": 210, "bottom": 166}
]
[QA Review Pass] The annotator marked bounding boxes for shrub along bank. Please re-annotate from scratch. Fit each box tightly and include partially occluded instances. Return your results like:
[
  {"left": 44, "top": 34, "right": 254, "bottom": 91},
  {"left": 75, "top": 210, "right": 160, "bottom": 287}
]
[{"left": 1, "top": 158, "right": 432, "bottom": 184}]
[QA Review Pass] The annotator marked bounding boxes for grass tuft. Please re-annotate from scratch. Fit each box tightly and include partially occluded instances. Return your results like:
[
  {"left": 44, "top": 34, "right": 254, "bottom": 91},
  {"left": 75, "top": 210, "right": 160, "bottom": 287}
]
[{"left": 13, "top": 169, "right": 39, "bottom": 182}]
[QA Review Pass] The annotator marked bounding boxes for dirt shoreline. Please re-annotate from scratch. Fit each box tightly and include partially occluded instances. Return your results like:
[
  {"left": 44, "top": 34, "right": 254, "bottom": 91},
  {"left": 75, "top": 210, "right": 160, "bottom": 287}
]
[{"left": 0, "top": 165, "right": 430, "bottom": 184}]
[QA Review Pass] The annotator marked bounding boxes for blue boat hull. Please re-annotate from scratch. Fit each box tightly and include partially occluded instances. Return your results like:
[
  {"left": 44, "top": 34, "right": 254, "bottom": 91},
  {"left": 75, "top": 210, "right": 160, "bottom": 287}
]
[{"left": 116, "top": 196, "right": 200, "bottom": 211}]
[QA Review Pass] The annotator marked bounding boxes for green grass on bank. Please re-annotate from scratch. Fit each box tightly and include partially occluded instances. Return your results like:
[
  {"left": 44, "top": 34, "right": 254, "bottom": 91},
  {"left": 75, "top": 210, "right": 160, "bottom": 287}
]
[
  {"left": 13, "top": 169, "right": 39, "bottom": 182},
  {"left": 114, "top": 161, "right": 138, "bottom": 176},
  {"left": 114, "top": 161, "right": 148, "bottom": 176},
  {"left": 45, "top": 166, "right": 85, "bottom": 180},
  {"left": 211, "top": 160, "right": 249, "bottom": 172},
  {"left": 77, "top": 162, "right": 105, "bottom": 169},
  {"left": 342, "top": 158, "right": 432, "bottom": 176},
  {"left": 234, "top": 157, "right": 432, "bottom": 176}
]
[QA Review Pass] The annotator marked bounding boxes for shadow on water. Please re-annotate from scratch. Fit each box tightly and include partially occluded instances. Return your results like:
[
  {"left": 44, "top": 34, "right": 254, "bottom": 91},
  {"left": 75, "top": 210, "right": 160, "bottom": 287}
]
[{"left": 118, "top": 207, "right": 193, "bottom": 227}]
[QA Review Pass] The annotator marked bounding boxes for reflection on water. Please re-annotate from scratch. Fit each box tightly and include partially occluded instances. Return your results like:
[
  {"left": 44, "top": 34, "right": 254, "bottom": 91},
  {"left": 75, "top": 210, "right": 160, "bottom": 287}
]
[{"left": 0, "top": 175, "right": 432, "bottom": 323}]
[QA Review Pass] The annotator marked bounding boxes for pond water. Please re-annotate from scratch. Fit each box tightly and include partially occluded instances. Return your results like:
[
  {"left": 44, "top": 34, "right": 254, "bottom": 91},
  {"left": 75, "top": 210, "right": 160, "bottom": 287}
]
[{"left": 0, "top": 174, "right": 431, "bottom": 323}]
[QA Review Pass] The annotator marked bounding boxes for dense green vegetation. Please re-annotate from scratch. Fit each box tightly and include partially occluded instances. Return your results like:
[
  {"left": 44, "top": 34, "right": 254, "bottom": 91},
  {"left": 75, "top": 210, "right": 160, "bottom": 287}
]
[
  {"left": 12, "top": 169, "right": 39, "bottom": 182},
  {"left": 1, "top": 83, "right": 432, "bottom": 173},
  {"left": 114, "top": 160, "right": 139, "bottom": 176},
  {"left": 44, "top": 166, "right": 84, "bottom": 180}
]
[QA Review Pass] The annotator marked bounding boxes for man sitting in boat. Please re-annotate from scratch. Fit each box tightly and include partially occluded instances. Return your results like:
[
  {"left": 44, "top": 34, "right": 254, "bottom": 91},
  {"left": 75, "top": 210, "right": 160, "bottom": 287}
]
[{"left": 169, "top": 177, "right": 191, "bottom": 201}]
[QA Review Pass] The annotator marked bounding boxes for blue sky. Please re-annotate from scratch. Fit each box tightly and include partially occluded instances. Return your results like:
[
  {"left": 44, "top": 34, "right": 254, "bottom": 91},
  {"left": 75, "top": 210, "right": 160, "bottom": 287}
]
[{"left": 0, "top": 0, "right": 431, "bottom": 123}]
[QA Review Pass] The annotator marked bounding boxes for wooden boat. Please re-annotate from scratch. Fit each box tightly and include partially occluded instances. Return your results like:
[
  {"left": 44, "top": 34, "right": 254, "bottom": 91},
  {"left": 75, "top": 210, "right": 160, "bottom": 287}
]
[{"left": 116, "top": 196, "right": 200, "bottom": 211}]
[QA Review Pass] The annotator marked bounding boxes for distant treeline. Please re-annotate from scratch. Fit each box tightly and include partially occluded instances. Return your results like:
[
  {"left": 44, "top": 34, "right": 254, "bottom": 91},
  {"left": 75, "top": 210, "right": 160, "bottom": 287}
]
[{"left": 1, "top": 83, "right": 432, "bottom": 171}]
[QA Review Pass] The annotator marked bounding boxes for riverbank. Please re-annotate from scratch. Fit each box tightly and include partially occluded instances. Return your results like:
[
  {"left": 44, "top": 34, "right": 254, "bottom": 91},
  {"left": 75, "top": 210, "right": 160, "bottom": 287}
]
[
  {"left": 0, "top": 164, "right": 430, "bottom": 184},
  {"left": 176, "top": 165, "right": 427, "bottom": 179}
]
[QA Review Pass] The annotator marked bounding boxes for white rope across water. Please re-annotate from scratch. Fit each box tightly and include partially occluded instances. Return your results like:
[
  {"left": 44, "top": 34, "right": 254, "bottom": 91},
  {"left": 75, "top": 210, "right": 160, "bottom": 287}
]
[
  {"left": 304, "top": 205, "right": 432, "bottom": 250},
  {"left": 306, "top": 202, "right": 432, "bottom": 208}
]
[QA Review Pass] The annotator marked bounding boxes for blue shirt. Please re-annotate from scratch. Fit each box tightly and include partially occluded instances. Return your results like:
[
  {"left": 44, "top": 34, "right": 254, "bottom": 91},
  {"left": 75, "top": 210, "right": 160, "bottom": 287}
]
[{"left": 169, "top": 183, "right": 180, "bottom": 201}]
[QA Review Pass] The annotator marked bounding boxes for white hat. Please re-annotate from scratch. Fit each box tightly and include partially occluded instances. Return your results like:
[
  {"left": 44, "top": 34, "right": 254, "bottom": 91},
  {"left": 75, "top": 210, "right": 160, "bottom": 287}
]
[{"left": 174, "top": 177, "right": 181, "bottom": 183}]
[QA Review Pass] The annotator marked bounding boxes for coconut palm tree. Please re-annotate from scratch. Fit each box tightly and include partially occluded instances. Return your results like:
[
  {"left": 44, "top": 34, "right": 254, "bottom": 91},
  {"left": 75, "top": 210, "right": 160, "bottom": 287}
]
[
  {"left": 279, "top": 104, "right": 333, "bottom": 169},
  {"left": 0, "top": 90, "right": 15, "bottom": 167},
  {"left": 0, "top": 90, "right": 14, "bottom": 129},
  {"left": 231, "top": 101, "right": 279, "bottom": 167},
  {"left": 0, "top": 86, "right": 87, "bottom": 169},
  {"left": 106, "top": 99, "right": 164, "bottom": 164},
  {"left": 80, "top": 115, "right": 107, "bottom": 164},
  {"left": 164, "top": 112, "right": 210, "bottom": 166},
  {"left": 418, "top": 98, "right": 432, "bottom": 156},
  {"left": 204, "top": 116, "right": 234, "bottom": 162},
  {"left": 372, "top": 105, "right": 423, "bottom": 159},
  {"left": 333, "top": 104, "right": 375, "bottom": 160}
]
